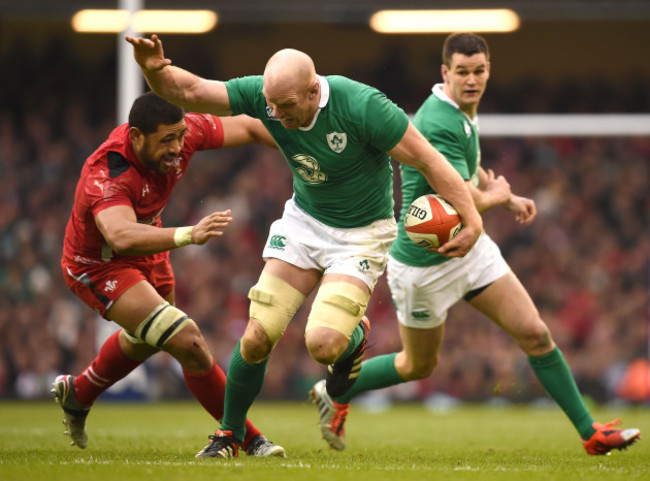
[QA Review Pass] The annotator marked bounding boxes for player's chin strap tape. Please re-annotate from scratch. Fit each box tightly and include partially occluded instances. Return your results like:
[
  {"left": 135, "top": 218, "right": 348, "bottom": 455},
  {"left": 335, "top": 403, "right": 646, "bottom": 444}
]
[
  {"left": 248, "top": 272, "right": 306, "bottom": 347},
  {"left": 127, "top": 302, "right": 193, "bottom": 349},
  {"left": 306, "top": 282, "right": 369, "bottom": 339}
]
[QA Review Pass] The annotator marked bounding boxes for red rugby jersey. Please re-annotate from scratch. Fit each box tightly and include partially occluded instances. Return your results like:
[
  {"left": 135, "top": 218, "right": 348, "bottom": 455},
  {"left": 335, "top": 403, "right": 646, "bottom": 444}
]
[{"left": 63, "top": 113, "right": 224, "bottom": 265}]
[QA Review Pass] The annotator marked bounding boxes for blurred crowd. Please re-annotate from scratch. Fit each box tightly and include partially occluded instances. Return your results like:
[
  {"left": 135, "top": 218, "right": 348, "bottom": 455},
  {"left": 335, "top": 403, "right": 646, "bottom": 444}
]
[{"left": 1, "top": 42, "right": 648, "bottom": 406}]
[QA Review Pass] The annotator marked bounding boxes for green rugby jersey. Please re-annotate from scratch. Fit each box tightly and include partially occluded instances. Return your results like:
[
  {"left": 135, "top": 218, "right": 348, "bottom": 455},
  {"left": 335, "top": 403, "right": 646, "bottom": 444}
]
[
  {"left": 390, "top": 84, "right": 480, "bottom": 267},
  {"left": 225, "top": 75, "right": 409, "bottom": 228}
]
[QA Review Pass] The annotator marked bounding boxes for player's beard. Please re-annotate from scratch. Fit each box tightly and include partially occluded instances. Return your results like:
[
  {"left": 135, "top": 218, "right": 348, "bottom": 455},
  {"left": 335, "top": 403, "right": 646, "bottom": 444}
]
[{"left": 141, "top": 142, "right": 175, "bottom": 175}]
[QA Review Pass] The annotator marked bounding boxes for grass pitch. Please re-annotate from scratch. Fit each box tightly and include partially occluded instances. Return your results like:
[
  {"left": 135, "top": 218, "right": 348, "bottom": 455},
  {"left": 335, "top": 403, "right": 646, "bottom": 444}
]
[{"left": 0, "top": 399, "right": 648, "bottom": 481}]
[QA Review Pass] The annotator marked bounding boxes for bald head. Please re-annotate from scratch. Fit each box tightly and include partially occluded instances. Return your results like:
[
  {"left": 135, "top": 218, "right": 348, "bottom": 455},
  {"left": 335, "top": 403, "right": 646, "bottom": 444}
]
[
  {"left": 264, "top": 48, "right": 316, "bottom": 93},
  {"left": 262, "top": 49, "right": 320, "bottom": 129}
]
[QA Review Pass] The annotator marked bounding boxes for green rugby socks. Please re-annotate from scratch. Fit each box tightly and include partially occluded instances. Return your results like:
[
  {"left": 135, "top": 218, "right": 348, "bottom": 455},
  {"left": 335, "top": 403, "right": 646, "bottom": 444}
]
[
  {"left": 334, "top": 353, "right": 405, "bottom": 404},
  {"left": 529, "top": 346, "right": 595, "bottom": 439},
  {"left": 221, "top": 341, "right": 268, "bottom": 441}
]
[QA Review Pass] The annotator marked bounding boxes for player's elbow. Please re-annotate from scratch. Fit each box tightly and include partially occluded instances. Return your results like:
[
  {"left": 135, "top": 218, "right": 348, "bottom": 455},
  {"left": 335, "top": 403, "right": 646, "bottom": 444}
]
[{"left": 102, "top": 231, "right": 137, "bottom": 254}]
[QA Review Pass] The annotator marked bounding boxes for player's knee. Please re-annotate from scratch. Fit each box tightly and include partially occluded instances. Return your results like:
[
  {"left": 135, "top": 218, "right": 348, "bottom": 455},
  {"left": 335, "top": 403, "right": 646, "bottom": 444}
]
[
  {"left": 248, "top": 271, "right": 306, "bottom": 350},
  {"left": 518, "top": 319, "right": 554, "bottom": 356},
  {"left": 131, "top": 302, "right": 211, "bottom": 371},
  {"left": 305, "top": 328, "right": 348, "bottom": 365},
  {"left": 165, "top": 321, "right": 213, "bottom": 372},
  {"left": 118, "top": 330, "right": 158, "bottom": 361},
  {"left": 240, "top": 321, "right": 273, "bottom": 364},
  {"left": 305, "top": 282, "right": 370, "bottom": 363},
  {"left": 167, "top": 322, "right": 207, "bottom": 354},
  {"left": 399, "top": 352, "right": 439, "bottom": 381}
]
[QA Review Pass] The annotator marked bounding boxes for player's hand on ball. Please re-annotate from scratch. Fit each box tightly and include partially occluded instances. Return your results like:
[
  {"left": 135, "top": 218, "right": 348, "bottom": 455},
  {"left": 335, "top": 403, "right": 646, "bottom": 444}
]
[
  {"left": 405, "top": 194, "right": 480, "bottom": 257},
  {"left": 125, "top": 34, "right": 172, "bottom": 72},
  {"left": 435, "top": 224, "right": 481, "bottom": 257},
  {"left": 191, "top": 210, "right": 233, "bottom": 244}
]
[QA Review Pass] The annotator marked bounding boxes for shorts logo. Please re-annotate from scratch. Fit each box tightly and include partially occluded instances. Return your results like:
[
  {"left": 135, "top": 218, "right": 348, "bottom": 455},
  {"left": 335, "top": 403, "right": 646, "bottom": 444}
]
[
  {"left": 411, "top": 310, "right": 431, "bottom": 320},
  {"left": 104, "top": 280, "right": 118, "bottom": 292},
  {"left": 268, "top": 235, "right": 286, "bottom": 250},
  {"left": 326, "top": 132, "right": 347, "bottom": 153},
  {"left": 357, "top": 259, "right": 370, "bottom": 273}
]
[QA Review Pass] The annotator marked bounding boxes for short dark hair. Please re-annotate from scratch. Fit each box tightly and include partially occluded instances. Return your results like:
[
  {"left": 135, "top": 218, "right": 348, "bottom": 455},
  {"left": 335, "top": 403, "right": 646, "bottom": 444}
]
[
  {"left": 128, "top": 92, "right": 185, "bottom": 134},
  {"left": 442, "top": 33, "right": 490, "bottom": 66}
]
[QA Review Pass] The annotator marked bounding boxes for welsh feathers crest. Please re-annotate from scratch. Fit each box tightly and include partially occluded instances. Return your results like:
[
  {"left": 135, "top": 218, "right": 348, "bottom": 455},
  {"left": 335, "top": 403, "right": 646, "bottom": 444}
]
[{"left": 326, "top": 132, "right": 347, "bottom": 153}]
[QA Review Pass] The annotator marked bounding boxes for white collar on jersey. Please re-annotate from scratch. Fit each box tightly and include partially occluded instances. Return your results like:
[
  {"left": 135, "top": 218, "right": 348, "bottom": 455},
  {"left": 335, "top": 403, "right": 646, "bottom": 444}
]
[
  {"left": 299, "top": 74, "right": 329, "bottom": 131},
  {"left": 431, "top": 83, "right": 479, "bottom": 125}
]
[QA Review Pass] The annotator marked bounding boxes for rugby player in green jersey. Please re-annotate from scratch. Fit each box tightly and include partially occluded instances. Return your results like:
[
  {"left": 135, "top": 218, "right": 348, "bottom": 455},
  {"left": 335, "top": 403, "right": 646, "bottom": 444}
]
[
  {"left": 126, "top": 34, "right": 483, "bottom": 458},
  {"left": 307, "top": 33, "right": 640, "bottom": 456}
]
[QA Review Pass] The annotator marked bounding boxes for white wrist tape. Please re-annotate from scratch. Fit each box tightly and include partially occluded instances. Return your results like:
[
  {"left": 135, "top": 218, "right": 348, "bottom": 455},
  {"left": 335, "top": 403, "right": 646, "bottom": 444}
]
[{"left": 173, "top": 226, "right": 193, "bottom": 247}]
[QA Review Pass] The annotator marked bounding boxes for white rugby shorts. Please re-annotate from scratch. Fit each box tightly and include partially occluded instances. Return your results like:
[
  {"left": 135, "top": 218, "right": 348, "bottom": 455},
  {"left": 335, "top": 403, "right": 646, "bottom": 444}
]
[
  {"left": 387, "top": 232, "right": 510, "bottom": 329},
  {"left": 262, "top": 197, "right": 397, "bottom": 290}
]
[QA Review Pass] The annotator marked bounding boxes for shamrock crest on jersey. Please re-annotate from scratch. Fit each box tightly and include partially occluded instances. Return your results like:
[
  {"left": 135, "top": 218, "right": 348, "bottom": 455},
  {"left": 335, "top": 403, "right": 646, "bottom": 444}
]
[
  {"left": 265, "top": 104, "right": 281, "bottom": 121},
  {"left": 326, "top": 132, "right": 347, "bottom": 153}
]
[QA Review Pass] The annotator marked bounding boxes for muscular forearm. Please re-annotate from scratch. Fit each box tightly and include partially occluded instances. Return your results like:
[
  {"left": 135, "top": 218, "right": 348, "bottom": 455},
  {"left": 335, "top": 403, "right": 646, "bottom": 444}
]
[
  {"left": 95, "top": 206, "right": 191, "bottom": 256},
  {"left": 142, "top": 65, "right": 193, "bottom": 106},
  {"left": 469, "top": 183, "right": 504, "bottom": 213},
  {"left": 105, "top": 224, "right": 188, "bottom": 256},
  {"left": 127, "top": 34, "right": 232, "bottom": 115},
  {"left": 144, "top": 66, "right": 232, "bottom": 115},
  {"left": 418, "top": 160, "right": 483, "bottom": 233},
  {"left": 473, "top": 166, "right": 512, "bottom": 212},
  {"left": 390, "top": 124, "right": 482, "bottom": 234},
  {"left": 97, "top": 205, "right": 230, "bottom": 256}
]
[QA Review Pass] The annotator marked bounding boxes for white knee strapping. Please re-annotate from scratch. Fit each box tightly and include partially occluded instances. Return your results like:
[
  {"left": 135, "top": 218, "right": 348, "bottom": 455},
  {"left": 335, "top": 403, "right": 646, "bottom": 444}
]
[
  {"left": 306, "top": 282, "right": 369, "bottom": 339},
  {"left": 133, "top": 302, "right": 194, "bottom": 348},
  {"left": 248, "top": 272, "right": 306, "bottom": 346},
  {"left": 122, "top": 329, "right": 146, "bottom": 344}
]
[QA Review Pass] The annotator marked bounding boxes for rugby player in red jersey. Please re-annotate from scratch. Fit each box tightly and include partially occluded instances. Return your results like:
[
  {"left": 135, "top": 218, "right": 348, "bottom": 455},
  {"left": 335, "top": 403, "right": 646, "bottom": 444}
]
[{"left": 53, "top": 92, "right": 285, "bottom": 457}]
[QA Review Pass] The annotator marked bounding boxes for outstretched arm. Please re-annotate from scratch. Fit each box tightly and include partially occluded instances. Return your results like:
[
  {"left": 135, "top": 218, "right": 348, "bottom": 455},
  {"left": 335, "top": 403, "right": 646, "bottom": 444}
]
[
  {"left": 505, "top": 195, "right": 537, "bottom": 225},
  {"left": 474, "top": 166, "right": 536, "bottom": 225},
  {"left": 389, "top": 123, "right": 483, "bottom": 257},
  {"left": 220, "top": 115, "right": 277, "bottom": 149},
  {"left": 96, "top": 205, "right": 233, "bottom": 256},
  {"left": 125, "top": 34, "right": 232, "bottom": 116},
  {"left": 468, "top": 166, "right": 511, "bottom": 212}
]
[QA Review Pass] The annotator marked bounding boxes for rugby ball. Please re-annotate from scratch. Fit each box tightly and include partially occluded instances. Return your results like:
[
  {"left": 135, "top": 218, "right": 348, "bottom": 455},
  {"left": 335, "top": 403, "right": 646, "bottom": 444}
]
[{"left": 404, "top": 194, "right": 462, "bottom": 248}]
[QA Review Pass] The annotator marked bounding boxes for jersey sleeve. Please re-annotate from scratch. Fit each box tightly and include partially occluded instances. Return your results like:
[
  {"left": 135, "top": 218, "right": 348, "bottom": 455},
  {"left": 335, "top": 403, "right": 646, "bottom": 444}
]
[
  {"left": 429, "top": 125, "right": 471, "bottom": 180},
  {"left": 183, "top": 113, "right": 225, "bottom": 151},
  {"left": 224, "top": 76, "right": 264, "bottom": 118},
  {"left": 363, "top": 88, "right": 410, "bottom": 153},
  {"left": 417, "top": 116, "right": 471, "bottom": 180},
  {"left": 87, "top": 172, "right": 137, "bottom": 217},
  {"left": 79, "top": 150, "right": 137, "bottom": 218}
]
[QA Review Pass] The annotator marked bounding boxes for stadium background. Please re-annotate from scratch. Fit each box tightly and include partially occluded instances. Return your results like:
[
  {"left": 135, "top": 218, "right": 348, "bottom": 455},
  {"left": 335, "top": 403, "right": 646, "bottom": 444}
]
[{"left": 0, "top": 1, "right": 648, "bottom": 407}]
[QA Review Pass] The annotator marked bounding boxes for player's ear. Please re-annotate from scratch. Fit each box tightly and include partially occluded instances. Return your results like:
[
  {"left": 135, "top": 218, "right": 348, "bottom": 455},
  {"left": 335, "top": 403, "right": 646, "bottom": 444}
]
[
  {"left": 441, "top": 64, "right": 449, "bottom": 83},
  {"left": 308, "top": 78, "right": 319, "bottom": 99},
  {"left": 129, "top": 127, "right": 145, "bottom": 150}
]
